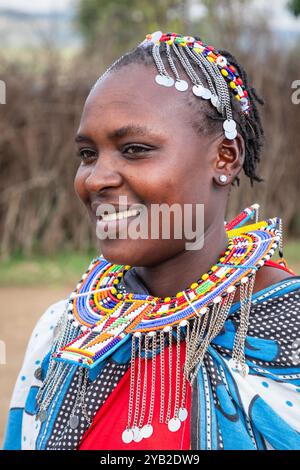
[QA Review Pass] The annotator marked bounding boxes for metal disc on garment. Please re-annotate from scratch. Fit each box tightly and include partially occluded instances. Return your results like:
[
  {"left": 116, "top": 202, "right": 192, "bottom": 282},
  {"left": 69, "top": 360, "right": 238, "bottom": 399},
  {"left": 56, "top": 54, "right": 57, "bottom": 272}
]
[
  {"left": 225, "top": 129, "right": 238, "bottom": 140},
  {"left": 178, "top": 407, "right": 188, "bottom": 422},
  {"left": 228, "top": 358, "right": 249, "bottom": 376},
  {"left": 201, "top": 88, "right": 212, "bottom": 100},
  {"left": 192, "top": 84, "right": 205, "bottom": 97},
  {"left": 132, "top": 425, "right": 143, "bottom": 442},
  {"left": 53, "top": 323, "right": 61, "bottom": 340},
  {"left": 141, "top": 424, "right": 153, "bottom": 439},
  {"left": 122, "top": 428, "right": 134, "bottom": 444},
  {"left": 34, "top": 367, "right": 42, "bottom": 381},
  {"left": 223, "top": 119, "right": 237, "bottom": 133},
  {"left": 168, "top": 417, "right": 181, "bottom": 432},
  {"left": 69, "top": 414, "right": 80, "bottom": 429},
  {"left": 175, "top": 79, "right": 188, "bottom": 91},
  {"left": 38, "top": 410, "right": 47, "bottom": 423}
]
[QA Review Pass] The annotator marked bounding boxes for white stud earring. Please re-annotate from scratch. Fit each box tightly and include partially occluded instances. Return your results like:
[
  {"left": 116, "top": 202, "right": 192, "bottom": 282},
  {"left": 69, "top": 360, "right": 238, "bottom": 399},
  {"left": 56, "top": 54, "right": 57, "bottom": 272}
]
[{"left": 219, "top": 174, "right": 228, "bottom": 183}]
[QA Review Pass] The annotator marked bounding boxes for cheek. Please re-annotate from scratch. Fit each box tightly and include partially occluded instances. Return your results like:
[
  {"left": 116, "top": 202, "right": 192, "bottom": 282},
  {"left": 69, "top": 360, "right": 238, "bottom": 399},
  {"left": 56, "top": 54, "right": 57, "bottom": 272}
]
[{"left": 74, "top": 166, "right": 89, "bottom": 202}]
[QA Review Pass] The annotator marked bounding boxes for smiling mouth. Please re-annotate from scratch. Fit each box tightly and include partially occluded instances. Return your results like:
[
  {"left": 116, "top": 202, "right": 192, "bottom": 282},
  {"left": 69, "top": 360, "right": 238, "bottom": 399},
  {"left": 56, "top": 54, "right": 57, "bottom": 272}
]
[{"left": 98, "top": 208, "right": 141, "bottom": 223}]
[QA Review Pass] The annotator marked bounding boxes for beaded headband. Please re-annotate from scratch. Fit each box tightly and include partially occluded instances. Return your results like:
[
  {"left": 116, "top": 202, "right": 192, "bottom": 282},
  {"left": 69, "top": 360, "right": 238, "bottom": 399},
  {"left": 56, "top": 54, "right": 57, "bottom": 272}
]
[{"left": 140, "top": 31, "right": 251, "bottom": 140}]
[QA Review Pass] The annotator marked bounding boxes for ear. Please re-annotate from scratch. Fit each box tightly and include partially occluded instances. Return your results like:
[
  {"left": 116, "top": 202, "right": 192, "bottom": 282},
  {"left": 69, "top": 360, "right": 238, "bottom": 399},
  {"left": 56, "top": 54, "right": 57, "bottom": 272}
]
[{"left": 213, "top": 133, "right": 245, "bottom": 186}]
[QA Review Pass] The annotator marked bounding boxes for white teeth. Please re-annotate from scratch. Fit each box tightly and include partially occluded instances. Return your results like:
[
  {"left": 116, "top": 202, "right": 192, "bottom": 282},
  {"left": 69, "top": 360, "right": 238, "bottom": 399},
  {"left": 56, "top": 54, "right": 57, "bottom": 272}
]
[{"left": 100, "top": 209, "right": 140, "bottom": 222}]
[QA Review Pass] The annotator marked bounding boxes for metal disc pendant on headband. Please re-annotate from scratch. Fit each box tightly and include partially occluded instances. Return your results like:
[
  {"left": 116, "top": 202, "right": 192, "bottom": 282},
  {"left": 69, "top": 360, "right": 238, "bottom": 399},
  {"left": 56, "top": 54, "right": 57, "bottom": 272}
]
[
  {"left": 210, "top": 94, "right": 220, "bottom": 108},
  {"left": 201, "top": 88, "right": 212, "bottom": 100},
  {"left": 175, "top": 79, "right": 188, "bottom": 91},
  {"left": 223, "top": 119, "right": 237, "bottom": 133},
  {"left": 225, "top": 129, "right": 238, "bottom": 140},
  {"left": 168, "top": 417, "right": 181, "bottom": 432},
  {"left": 192, "top": 84, "right": 206, "bottom": 97},
  {"left": 155, "top": 74, "right": 174, "bottom": 87},
  {"left": 122, "top": 428, "right": 134, "bottom": 444},
  {"left": 141, "top": 424, "right": 153, "bottom": 439}
]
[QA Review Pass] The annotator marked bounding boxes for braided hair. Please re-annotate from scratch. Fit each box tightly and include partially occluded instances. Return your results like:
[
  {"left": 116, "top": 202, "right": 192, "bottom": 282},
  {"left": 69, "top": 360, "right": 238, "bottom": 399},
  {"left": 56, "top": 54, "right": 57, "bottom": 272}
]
[{"left": 101, "top": 35, "right": 265, "bottom": 187}]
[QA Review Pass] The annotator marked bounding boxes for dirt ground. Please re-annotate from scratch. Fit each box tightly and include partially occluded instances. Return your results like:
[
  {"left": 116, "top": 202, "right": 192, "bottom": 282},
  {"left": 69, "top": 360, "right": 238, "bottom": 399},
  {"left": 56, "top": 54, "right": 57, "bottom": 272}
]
[{"left": 0, "top": 285, "right": 73, "bottom": 446}]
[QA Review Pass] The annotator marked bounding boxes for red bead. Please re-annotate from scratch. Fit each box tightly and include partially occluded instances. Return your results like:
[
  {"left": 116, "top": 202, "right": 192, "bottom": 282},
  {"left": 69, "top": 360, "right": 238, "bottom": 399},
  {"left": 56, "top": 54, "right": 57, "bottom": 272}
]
[
  {"left": 229, "top": 65, "right": 236, "bottom": 74},
  {"left": 244, "top": 90, "right": 248, "bottom": 97},
  {"left": 236, "top": 78, "right": 243, "bottom": 86},
  {"left": 207, "top": 45, "right": 215, "bottom": 51}
]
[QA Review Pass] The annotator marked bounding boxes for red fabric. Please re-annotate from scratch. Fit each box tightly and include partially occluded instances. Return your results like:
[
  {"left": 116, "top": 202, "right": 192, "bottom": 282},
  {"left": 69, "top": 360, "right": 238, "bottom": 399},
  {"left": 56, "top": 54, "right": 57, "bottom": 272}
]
[
  {"left": 264, "top": 259, "right": 296, "bottom": 275},
  {"left": 79, "top": 341, "right": 191, "bottom": 450}
]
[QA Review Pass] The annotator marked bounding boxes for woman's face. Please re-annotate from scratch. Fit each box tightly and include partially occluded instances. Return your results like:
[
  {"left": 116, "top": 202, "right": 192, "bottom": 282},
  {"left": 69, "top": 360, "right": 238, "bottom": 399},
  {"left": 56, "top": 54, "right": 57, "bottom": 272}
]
[{"left": 74, "top": 63, "right": 227, "bottom": 266}]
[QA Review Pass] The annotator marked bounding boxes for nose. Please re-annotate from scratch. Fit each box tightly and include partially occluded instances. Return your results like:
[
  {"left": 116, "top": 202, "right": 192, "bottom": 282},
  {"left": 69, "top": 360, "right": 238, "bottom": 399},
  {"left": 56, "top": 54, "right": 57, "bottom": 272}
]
[{"left": 84, "top": 154, "right": 123, "bottom": 193}]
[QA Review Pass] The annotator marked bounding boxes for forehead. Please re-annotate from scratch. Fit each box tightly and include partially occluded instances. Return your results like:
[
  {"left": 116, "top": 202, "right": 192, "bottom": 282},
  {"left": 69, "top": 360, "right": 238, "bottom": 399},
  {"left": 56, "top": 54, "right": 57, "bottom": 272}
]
[{"left": 80, "top": 63, "right": 196, "bottom": 133}]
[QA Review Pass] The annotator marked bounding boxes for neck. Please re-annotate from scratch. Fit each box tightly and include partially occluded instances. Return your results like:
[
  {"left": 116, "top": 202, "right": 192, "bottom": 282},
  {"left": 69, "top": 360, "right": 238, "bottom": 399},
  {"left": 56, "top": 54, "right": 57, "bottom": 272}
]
[{"left": 134, "top": 221, "right": 229, "bottom": 298}]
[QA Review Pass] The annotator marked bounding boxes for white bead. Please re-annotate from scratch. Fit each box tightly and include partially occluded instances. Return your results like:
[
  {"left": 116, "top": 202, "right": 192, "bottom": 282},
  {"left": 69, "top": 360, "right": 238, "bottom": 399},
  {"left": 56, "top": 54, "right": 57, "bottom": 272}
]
[
  {"left": 179, "top": 320, "right": 188, "bottom": 327},
  {"left": 213, "top": 296, "right": 222, "bottom": 304},
  {"left": 216, "top": 55, "right": 227, "bottom": 67},
  {"left": 163, "top": 325, "right": 171, "bottom": 333},
  {"left": 227, "top": 285, "right": 236, "bottom": 294},
  {"left": 147, "top": 331, "right": 156, "bottom": 337},
  {"left": 241, "top": 277, "right": 249, "bottom": 284},
  {"left": 199, "top": 307, "right": 208, "bottom": 315}
]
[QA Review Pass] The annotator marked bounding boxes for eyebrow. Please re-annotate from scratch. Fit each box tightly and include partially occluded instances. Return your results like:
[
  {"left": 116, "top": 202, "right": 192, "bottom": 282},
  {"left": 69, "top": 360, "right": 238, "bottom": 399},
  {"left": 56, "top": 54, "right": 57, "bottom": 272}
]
[
  {"left": 107, "top": 125, "right": 151, "bottom": 139},
  {"left": 75, "top": 124, "right": 155, "bottom": 144}
]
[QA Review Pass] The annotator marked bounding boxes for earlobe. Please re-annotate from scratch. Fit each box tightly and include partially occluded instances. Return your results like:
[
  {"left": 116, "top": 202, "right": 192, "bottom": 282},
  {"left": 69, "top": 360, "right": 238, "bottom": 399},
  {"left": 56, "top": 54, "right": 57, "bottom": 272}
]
[{"left": 214, "top": 134, "right": 245, "bottom": 186}]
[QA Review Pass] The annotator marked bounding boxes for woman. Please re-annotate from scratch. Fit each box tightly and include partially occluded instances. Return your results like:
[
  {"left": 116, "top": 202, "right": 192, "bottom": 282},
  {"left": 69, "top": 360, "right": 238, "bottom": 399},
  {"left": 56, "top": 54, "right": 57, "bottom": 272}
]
[{"left": 3, "top": 31, "right": 300, "bottom": 450}]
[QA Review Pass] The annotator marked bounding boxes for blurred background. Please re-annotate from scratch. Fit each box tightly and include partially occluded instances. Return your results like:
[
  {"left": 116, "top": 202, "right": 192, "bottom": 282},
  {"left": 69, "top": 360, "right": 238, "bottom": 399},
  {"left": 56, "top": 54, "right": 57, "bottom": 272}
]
[{"left": 0, "top": 0, "right": 300, "bottom": 445}]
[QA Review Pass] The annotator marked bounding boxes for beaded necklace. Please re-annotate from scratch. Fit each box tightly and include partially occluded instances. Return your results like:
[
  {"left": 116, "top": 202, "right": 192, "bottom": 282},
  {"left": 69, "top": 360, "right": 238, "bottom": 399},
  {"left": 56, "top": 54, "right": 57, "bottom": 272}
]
[{"left": 37, "top": 204, "right": 283, "bottom": 445}]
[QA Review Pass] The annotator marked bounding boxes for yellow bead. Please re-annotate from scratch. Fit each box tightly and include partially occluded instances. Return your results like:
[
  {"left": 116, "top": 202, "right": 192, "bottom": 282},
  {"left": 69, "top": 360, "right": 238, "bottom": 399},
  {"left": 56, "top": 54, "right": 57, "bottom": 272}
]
[
  {"left": 179, "top": 41, "right": 187, "bottom": 47},
  {"left": 221, "top": 69, "right": 228, "bottom": 77},
  {"left": 164, "top": 297, "right": 171, "bottom": 302},
  {"left": 202, "top": 273, "right": 209, "bottom": 280},
  {"left": 190, "top": 282, "right": 198, "bottom": 289},
  {"left": 235, "top": 95, "right": 241, "bottom": 101},
  {"left": 113, "top": 279, "right": 119, "bottom": 285},
  {"left": 124, "top": 265, "right": 131, "bottom": 270},
  {"left": 220, "top": 257, "right": 226, "bottom": 262},
  {"left": 166, "top": 39, "right": 173, "bottom": 45},
  {"left": 111, "top": 287, "right": 117, "bottom": 294},
  {"left": 176, "top": 291, "right": 183, "bottom": 298},
  {"left": 117, "top": 293, "right": 123, "bottom": 300},
  {"left": 211, "top": 265, "right": 218, "bottom": 272},
  {"left": 207, "top": 56, "right": 214, "bottom": 63},
  {"left": 230, "top": 81, "right": 236, "bottom": 89},
  {"left": 193, "top": 47, "right": 201, "bottom": 54}
]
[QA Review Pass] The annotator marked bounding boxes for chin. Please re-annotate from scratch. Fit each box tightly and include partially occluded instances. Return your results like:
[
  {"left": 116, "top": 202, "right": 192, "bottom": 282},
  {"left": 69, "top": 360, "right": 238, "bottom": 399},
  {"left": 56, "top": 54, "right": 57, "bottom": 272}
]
[
  {"left": 98, "top": 238, "right": 184, "bottom": 267},
  {"left": 98, "top": 238, "right": 148, "bottom": 266}
]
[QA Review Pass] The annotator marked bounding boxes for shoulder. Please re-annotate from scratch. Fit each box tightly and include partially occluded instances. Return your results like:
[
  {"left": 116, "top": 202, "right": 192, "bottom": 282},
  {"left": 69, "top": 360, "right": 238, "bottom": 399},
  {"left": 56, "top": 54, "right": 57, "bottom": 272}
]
[{"left": 253, "top": 263, "right": 296, "bottom": 296}]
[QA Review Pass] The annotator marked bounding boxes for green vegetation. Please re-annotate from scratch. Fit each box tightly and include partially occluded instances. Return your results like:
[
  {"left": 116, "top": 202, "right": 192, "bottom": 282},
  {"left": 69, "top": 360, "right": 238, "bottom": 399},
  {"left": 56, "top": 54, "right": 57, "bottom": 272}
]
[
  {"left": 288, "top": 0, "right": 300, "bottom": 16},
  {"left": 1, "top": 241, "right": 299, "bottom": 287},
  {"left": 0, "top": 250, "right": 98, "bottom": 287}
]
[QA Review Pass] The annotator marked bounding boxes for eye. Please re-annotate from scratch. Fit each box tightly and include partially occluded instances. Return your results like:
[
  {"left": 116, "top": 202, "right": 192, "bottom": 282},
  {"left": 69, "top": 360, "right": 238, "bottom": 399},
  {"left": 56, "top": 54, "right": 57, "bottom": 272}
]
[
  {"left": 122, "top": 144, "right": 153, "bottom": 158},
  {"left": 76, "top": 148, "right": 97, "bottom": 164}
]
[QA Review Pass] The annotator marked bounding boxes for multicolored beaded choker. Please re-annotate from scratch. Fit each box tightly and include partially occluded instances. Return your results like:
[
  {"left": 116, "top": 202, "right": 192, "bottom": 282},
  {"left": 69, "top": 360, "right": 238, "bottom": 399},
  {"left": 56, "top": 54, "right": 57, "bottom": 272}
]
[{"left": 37, "top": 204, "right": 284, "bottom": 444}]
